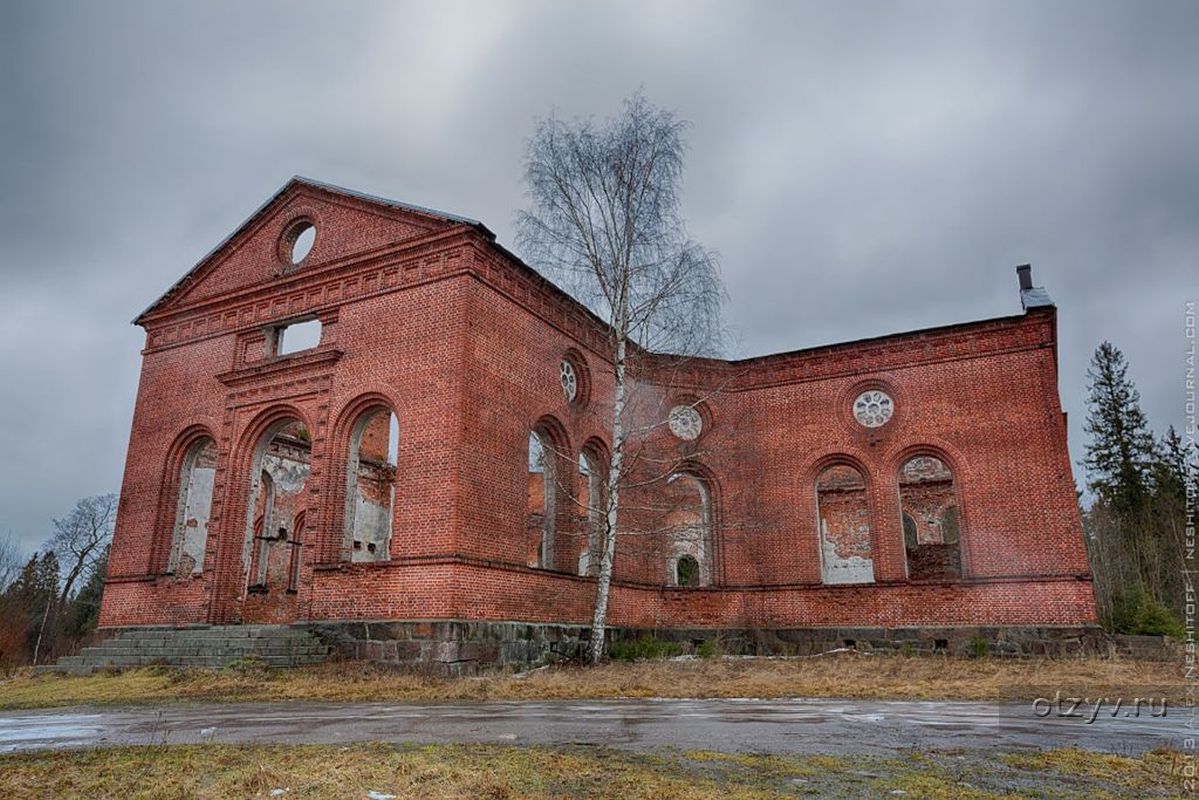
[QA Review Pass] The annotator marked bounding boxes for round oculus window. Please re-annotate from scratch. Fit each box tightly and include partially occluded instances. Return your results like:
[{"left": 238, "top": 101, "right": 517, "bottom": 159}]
[
  {"left": 853, "top": 390, "right": 894, "bottom": 428},
  {"left": 560, "top": 359, "right": 578, "bottom": 402},
  {"left": 286, "top": 222, "right": 316, "bottom": 265},
  {"left": 668, "top": 405, "right": 703, "bottom": 440}
]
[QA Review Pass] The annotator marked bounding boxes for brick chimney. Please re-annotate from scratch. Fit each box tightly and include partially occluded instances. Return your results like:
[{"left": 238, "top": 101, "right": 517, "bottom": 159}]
[{"left": 1016, "top": 264, "right": 1033, "bottom": 292}]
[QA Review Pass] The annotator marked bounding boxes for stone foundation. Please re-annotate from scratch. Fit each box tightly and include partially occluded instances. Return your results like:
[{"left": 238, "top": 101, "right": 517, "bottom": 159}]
[
  {"left": 300, "top": 620, "right": 592, "bottom": 675},
  {"left": 614, "top": 624, "right": 1112, "bottom": 658},
  {"left": 299, "top": 619, "right": 1127, "bottom": 674}
]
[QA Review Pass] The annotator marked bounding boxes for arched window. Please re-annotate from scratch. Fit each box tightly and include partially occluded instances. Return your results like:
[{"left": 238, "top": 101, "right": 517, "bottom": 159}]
[
  {"left": 665, "top": 472, "right": 712, "bottom": 586},
  {"left": 250, "top": 470, "right": 276, "bottom": 588},
  {"left": 898, "top": 455, "right": 963, "bottom": 580},
  {"left": 527, "top": 430, "right": 557, "bottom": 568},
  {"left": 576, "top": 446, "right": 606, "bottom": 576},
  {"left": 169, "top": 436, "right": 217, "bottom": 575},
  {"left": 244, "top": 419, "right": 311, "bottom": 593},
  {"left": 289, "top": 510, "right": 306, "bottom": 591},
  {"left": 816, "top": 464, "right": 875, "bottom": 584},
  {"left": 343, "top": 407, "right": 398, "bottom": 563}
]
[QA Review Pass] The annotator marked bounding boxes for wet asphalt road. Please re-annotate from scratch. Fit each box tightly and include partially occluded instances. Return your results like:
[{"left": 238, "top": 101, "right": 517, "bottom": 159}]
[{"left": 0, "top": 698, "right": 1187, "bottom": 756}]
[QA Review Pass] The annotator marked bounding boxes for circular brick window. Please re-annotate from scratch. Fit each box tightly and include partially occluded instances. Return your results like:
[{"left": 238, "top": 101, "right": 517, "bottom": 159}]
[
  {"left": 280, "top": 219, "right": 316, "bottom": 266},
  {"left": 853, "top": 390, "right": 894, "bottom": 428},
  {"left": 558, "top": 351, "right": 589, "bottom": 407},
  {"left": 560, "top": 359, "right": 578, "bottom": 402},
  {"left": 668, "top": 405, "right": 703, "bottom": 440}
]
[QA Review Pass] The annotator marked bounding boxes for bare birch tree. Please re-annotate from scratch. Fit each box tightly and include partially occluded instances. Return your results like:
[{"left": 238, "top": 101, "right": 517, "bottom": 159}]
[{"left": 517, "top": 93, "right": 724, "bottom": 663}]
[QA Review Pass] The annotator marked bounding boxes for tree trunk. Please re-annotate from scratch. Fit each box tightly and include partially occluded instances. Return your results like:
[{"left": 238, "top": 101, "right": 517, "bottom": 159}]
[
  {"left": 589, "top": 333, "right": 626, "bottom": 664},
  {"left": 32, "top": 595, "right": 54, "bottom": 666}
]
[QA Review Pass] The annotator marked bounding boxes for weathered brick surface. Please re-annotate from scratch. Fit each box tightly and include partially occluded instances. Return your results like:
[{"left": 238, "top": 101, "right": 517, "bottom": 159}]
[{"left": 99, "top": 178, "right": 1096, "bottom": 635}]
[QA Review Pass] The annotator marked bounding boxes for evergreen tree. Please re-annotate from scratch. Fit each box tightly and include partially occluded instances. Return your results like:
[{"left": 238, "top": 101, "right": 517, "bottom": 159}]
[
  {"left": 6, "top": 554, "right": 40, "bottom": 609},
  {"left": 1153, "top": 425, "right": 1196, "bottom": 501},
  {"left": 1083, "top": 342, "right": 1156, "bottom": 514},
  {"left": 1082, "top": 343, "right": 1192, "bottom": 633},
  {"left": 0, "top": 553, "right": 58, "bottom": 664}
]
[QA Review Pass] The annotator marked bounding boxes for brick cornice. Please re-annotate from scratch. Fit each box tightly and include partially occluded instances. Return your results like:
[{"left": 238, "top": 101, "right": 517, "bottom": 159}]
[
  {"left": 216, "top": 347, "right": 343, "bottom": 388},
  {"left": 138, "top": 213, "right": 1057, "bottom": 398},
  {"left": 139, "top": 228, "right": 479, "bottom": 352}
]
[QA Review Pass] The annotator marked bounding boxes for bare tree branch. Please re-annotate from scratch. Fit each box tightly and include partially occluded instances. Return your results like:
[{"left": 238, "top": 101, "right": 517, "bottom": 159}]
[{"left": 518, "top": 92, "right": 725, "bottom": 663}]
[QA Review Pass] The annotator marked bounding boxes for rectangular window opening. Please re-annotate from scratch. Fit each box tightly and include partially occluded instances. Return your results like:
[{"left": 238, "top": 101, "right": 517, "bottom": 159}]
[{"left": 274, "top": 318, "right": 322, "bottom": 356}]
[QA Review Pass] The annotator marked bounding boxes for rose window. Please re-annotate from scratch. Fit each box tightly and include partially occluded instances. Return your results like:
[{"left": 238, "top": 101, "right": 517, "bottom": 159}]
[
  {"left": 668, "top": 405, "right": 703, "bottom": 440},
  {"left": 853, "top": 390, "right": 894, "bottom": 428},
  {"left": 560, "top": 359, "right": 578, "bottom": 402}
]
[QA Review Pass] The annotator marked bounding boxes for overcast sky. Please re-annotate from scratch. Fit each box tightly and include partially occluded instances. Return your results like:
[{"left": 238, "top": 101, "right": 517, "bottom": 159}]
[{"left": 1, "top": 1, "right": 1195, "bottom": 557}]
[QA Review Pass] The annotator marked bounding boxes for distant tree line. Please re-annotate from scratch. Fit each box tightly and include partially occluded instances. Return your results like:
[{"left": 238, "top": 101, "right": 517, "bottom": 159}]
[
  {"left": 0, "top": 494, "right": 115, "bottom": 673},
  {"left": 1082, "top": 342, "right": 1196, "bottom": 637}
]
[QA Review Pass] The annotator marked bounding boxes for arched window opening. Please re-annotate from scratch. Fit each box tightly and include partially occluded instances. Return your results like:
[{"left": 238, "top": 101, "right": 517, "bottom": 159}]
[
  {"left": 675, "top": 555, "right": 700, "bottom": 588},
  {"left": 245, "top": 419, "right": 310, "bottom": 593},
  {"left": 898, "top": 455, "right": 963, "bottom": 581},
  {"left": 250, "top": 471, "right": 275, "bottom": 588},
  {"left": 816, "top": 464, "right": 875, "bottom": 584},
  {"left": 170, "top": 436, "right": 217, "bottom": 575},
  {"left": 527, "top": 430, "right": 558, "bottom": 569},
  {"left": 664, "top": 472, "right": 712, "bottom": 587},
  {"left": 288, "top": 510, "right": 306, "bottom": 592},
  {"left": 576, "top": 447, "right": 606, "bottom": 576},
  {"left": 344, "top": 408, "right": 398, "bottom": 563}
]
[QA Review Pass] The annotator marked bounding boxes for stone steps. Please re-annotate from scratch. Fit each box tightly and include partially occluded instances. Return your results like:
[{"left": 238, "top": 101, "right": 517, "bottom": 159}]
[{"left": 34, "top": 625, "right": 331, "bottom": 675}]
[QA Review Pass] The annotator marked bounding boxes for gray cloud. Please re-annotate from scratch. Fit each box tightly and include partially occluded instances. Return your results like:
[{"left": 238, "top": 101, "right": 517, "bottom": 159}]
[{"left": 2, "top": 0, "right": 1196, "bottom": 556}]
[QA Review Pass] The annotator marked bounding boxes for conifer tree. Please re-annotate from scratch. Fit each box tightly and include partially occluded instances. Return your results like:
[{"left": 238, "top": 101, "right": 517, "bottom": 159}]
[
  {"left": 1083, "top": 341, "right": 1156, "bottom": 514},
  {"left": 1082, "top": 343, "right": 1191, "bottom": 633}
]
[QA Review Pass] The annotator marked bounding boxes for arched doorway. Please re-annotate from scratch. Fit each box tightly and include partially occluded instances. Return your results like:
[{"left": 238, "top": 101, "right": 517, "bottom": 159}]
[{"left": 241, "top": 417, "right": 311, "bottom": 622}]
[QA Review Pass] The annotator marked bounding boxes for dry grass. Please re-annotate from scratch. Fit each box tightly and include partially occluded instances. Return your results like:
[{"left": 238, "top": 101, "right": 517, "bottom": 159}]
[
  {"left": 1002, "top": 748, "right": 1187, "bottom": 792},
  {"left": 0, "top": 653, "right": 1181, "bottom": 710},
  {"left": 0, "top": 743, "right": 1184, "bottom": 799}
]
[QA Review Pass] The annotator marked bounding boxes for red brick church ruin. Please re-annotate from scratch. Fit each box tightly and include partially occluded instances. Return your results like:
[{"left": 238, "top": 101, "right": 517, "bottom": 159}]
[{"left": 98, "top": 177, "right": 1098, "bottom": 668}]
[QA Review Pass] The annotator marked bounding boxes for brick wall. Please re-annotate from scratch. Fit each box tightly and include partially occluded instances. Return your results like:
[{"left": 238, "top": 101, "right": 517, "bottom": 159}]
[{"left": 98, "top": 178, "right": 1096, "bottom": 633}]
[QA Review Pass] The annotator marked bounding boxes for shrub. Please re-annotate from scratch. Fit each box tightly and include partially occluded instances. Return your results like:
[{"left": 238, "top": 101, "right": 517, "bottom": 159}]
[
  {"left": 608, "top": 635, "right": 684, "bottom": 661},
  {"left": 1107, "top": 586, "right": 1185, "bottom": 638},
  {"left": 696, "top": 639, "right": 719, "bottom": 659},
  {"left": 967, "top": 635, "right": 990, "bottom": 658}
]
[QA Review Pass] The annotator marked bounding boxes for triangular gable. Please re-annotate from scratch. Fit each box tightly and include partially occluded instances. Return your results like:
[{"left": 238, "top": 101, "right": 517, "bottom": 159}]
[{"left": 136, "top": 176, "right": 491, "bottom": 323}]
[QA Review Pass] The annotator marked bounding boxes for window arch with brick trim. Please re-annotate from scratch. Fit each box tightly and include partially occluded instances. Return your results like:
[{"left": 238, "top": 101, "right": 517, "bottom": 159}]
[
  {"left": 664, "top": 471, "right": 714, "bottom": 587},
  {"left": 576, "top": 438, "right": 609, "bottom": 576},
  {"left": 815, "top": 462, "right": 876, "bottom": 585},
  {"left": 342, "top": 405, "right": 398, "bottom": 563},
  {"left": 168, "top": 435, "right": 218, "bottom": 575},
  {"left": 897, "top": 453, "right": 963, "bottom": 581}
]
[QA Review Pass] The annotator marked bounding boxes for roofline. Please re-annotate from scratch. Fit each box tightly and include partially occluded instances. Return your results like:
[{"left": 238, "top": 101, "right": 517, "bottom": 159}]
[
  {"left": 133, "top": 177, "right": 1053, "bottom": 370},
  {"left": 724, "top": 306, "right": 1054, "bottom": 368},
  {"left": 293, "top": 176, "right": 491, "bottom": 233},
  {"left": 133, "top": 176, "right": 495, "bottom": 324}
]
